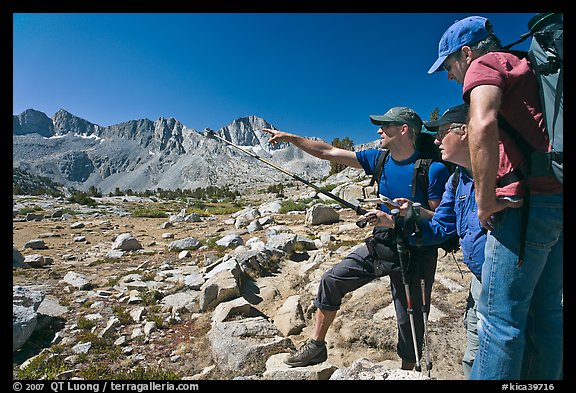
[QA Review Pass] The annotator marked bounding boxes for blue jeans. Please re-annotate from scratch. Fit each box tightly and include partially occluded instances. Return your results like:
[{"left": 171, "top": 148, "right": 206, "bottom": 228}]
[
  {"left": 470, "top": 193, "right": 563, "bottom": 380},
  {"left": 462, "top": 275, "right": 481, "bottom": 379}
]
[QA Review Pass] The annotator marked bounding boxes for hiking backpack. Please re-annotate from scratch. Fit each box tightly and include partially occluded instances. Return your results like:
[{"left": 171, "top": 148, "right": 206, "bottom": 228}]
[
  {"left": 368, "top": 145, "right": 460, "bottom": 255},
  {"left": 500, "top": 12, "right": 563, "bottom": 184},
  {"left": 496, "top": 13, "right": 563, "bottom": 266}
]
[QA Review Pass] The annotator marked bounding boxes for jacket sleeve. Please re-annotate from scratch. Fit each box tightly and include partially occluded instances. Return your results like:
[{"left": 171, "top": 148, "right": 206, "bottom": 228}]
[{"left": 408, "top": 172, "right": 458, "bottom": 246}]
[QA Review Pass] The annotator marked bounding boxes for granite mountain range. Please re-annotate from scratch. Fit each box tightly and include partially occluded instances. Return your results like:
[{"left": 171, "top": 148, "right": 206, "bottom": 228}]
[{"left": 13, "top": 109, "right": 345, "bottom": 194}]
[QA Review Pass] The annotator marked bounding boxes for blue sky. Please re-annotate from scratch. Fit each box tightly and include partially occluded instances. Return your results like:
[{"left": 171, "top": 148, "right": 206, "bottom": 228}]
[{"left": 13, "top": 13, "right": 535, "bottom": 145}]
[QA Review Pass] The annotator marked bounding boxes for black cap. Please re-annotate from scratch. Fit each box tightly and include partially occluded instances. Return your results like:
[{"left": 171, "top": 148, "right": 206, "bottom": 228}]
[{"left": 423, "top": 103, "right": 469, "bottom": 134}]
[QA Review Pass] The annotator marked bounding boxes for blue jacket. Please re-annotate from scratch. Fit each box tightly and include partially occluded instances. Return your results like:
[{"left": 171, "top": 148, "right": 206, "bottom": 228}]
[{"left": 408, "top": 167, "right": 486, "bottom": 281}]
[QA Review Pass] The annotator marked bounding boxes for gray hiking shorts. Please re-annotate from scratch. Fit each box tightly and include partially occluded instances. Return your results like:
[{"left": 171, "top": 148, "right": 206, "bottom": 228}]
[{"left": 313, "top": 243, "right": 437, "bottom": 364}]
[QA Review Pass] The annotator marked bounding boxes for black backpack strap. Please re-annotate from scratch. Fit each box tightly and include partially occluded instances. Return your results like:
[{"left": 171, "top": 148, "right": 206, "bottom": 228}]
[
  {"left": 413, "top": 158, "right": 432, "bottom": 209},
  {"left": 517, "top": 188, "right": 530, "bottom": 267},
  {"left": 498, "top": 114, "right": 535, "bottom": 158},
  {"left": 369, "top": 149, "right": 390, "bottom": 191},
  {"left": 450, "top": 166, "right": 461, "bottom": 191}
]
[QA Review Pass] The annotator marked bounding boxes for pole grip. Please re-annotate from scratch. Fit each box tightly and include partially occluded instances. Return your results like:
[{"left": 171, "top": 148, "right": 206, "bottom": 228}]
[{"left": 355, "top": 208, "right": 372, "bottom": 228}]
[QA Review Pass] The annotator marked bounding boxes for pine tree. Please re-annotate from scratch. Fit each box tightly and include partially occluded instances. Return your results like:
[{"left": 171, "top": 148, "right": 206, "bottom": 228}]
[{"left": 329, "top": 136, "right": 354, "bottom": 175}]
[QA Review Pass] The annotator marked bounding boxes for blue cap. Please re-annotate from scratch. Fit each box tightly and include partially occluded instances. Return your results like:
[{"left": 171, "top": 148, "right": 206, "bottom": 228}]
[{"left": 428, "top": 16, "right": 490, "bottom": 74}]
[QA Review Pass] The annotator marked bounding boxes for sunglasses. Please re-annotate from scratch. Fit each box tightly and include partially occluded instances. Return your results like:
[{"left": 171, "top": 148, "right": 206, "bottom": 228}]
[{"left": 436, "top": 125, "right": 462, "bottom": 139}]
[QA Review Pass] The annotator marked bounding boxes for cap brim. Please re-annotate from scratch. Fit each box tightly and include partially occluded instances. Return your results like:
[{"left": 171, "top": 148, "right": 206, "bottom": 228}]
[
  {"left": 427, "top": 55, "right": 448, "bottom": 74},
  {"left": 369, "top": 115, "right": 395, "bottom": 126},
  {"left": 425, "top": 109, "right": 468, "bottom": 130},
  {"left": 423, "top": 118, "right": 446, "bottom": 129}
]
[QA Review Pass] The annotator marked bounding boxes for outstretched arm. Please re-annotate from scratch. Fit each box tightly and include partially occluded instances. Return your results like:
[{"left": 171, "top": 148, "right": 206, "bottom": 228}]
[{"left": 262, "top": 128, "right": 362, "bottom": 169}]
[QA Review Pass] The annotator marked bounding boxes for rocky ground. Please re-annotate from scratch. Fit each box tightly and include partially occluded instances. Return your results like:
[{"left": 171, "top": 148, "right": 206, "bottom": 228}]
[{"left": 12, "top": 190, "right": 472, "bottom": 381}]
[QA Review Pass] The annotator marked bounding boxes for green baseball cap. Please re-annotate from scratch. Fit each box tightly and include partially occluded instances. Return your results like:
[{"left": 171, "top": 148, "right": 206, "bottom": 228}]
[{"left": 370, "top": 107, "right": 423, "bottom": 131}]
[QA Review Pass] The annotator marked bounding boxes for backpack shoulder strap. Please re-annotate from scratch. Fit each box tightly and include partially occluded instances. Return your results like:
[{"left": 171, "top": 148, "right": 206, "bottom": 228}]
[
  {"left": 451, "top": 166, "right": 461, "bottom": 190},
  {"left": 369, "top": 149, "right": 390, "bottom": 190},
  {"left": 412, "top": 158, "right": 433, "bottom": 205}
]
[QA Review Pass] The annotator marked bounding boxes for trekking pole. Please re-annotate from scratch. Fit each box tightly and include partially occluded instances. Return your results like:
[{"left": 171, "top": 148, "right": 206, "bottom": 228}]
[
  {"left": 391, "top": 208, "right": 421, "bottom": 372},
  {"left": 412, "top": 204, "right": 432, "bottom": 375},
  {"left": 202, "top": 128, "right": 372, "bottom": 227},
  {"left": 411, "top": 202, "right": 432, "bottom": 376},
  {"left": 419, "top": 278, "right": 432, "bottom": 377}
]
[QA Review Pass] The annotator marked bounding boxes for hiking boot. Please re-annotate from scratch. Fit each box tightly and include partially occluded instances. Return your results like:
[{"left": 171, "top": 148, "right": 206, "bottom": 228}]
[
  {"left": 401, "top": 360, "right": 416, "bottom": 370},
  {"left": 284, "top": 339, "right": 328, "bottom": 367}
]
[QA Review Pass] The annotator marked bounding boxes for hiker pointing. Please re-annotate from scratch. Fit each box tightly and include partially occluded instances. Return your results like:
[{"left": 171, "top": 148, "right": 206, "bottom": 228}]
[
  {"left": 429, "top": 15, "right": 563, "bottom": 380},
  {"left": 262, "top": 106, "right": 450, "bottom": 371}
]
